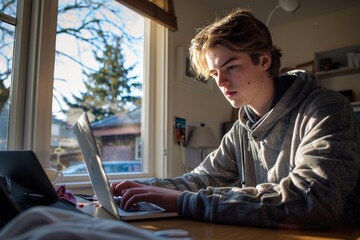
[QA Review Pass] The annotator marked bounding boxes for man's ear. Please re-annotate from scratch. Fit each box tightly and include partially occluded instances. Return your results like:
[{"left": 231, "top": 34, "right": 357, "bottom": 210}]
[{"left": 259, "top": 52, "right": 271, "bottom": 70}]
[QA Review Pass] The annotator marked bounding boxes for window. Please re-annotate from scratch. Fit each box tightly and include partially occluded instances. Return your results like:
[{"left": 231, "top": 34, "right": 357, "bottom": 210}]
[
  {"left": 51, "top": 0, "right": 145, "bottom": 176},
  {"left": 0, "top": 0, "right": 17, "bottom": 150},
  {"left": 1, "top": 0, "right": 169, "bottom": 182}
]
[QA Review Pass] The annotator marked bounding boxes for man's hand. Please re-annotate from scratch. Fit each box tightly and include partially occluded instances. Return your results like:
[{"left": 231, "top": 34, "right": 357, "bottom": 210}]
[{"left": 110, "top": 181, "right": 181, "bottom": 212}]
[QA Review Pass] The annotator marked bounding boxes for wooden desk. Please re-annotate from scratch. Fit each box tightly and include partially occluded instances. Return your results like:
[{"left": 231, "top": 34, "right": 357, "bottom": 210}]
[
  {"left": 131, "top": 218, "right": 359, "bottom": 240},
  {"left": 79, "top": 204, "right": 360, "bottom": 240}
]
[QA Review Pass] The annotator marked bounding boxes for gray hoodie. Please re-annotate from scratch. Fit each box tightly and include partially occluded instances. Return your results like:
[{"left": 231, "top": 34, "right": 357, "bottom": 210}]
[{"left": 149, "top": 71, "right": 360, "bottom": 229}]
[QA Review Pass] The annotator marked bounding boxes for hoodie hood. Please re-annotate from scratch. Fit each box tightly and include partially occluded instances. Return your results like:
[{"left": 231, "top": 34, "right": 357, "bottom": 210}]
[{"left": 239, "top": 70, "right": 320, "bottom": 139}]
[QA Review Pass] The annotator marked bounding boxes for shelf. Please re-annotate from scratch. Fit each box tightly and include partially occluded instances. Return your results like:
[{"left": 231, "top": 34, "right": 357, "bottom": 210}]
[{"left": 315, "top": 67, "right": 360, "bottom": 79}]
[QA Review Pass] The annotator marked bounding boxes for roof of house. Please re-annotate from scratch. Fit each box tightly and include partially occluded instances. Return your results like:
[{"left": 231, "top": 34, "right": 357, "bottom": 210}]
[{"left": 91, "top": 107, "right": 141, "bottom": 129}]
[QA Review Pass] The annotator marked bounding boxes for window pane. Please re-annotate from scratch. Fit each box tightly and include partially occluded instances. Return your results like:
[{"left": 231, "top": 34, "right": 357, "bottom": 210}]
[
  {"left": 52, "top": 0, "right": 144, "bottom": 174},
  {"left": 0, "top": 0, "right": 17, "bottom": 150},
  {"left": 0, "top": 0, "right": 17, "bottom": 18}
]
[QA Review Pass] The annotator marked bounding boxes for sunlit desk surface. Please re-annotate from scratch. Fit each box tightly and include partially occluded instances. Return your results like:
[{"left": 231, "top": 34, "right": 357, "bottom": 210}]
[{"left": 78, "top": 203, "right": 360, "bottom": 240}]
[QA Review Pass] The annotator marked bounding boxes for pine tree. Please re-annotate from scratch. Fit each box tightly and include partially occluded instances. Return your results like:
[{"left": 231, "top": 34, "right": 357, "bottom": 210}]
[{"left": 63, "top": 37, "right": 141, "bottom": 121}]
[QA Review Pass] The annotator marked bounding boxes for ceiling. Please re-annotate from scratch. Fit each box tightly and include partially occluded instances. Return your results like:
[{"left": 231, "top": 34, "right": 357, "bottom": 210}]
[{"left": 196, "top": 0, "right": 360, "bottom": 27}]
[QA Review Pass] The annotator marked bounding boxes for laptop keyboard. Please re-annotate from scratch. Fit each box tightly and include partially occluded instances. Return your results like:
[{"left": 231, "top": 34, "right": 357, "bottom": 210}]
[
  {"left": 128, "top": 202, "right": 164, "bottom": 212},
  {"left": 113, "top": 196, "right": 164, "bottom": 212}
]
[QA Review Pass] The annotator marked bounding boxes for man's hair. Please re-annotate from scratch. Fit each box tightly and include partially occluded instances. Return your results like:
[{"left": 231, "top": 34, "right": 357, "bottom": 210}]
[{"left": 190, "top": 9, "right": 282, "bottom": 79}]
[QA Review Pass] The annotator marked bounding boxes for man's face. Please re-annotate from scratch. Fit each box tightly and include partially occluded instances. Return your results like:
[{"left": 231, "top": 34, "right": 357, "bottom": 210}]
[{"left": 205, "top": 45, "right": 271, "bottom": 109}]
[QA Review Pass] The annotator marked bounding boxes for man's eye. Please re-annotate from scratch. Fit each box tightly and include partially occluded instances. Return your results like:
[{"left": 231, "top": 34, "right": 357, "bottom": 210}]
[{"left": 227, "top": 65, "right": 238, "bottom": 71}]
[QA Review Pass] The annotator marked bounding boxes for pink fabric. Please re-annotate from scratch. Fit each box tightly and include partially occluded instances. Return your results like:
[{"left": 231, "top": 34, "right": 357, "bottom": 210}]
[{"left": 55, "top": 185, "right": 77, "bottom": 206}]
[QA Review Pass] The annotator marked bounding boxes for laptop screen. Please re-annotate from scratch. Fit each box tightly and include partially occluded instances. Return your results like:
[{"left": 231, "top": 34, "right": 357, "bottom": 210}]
[{"left": 73, "top": 113, "right": 120, "bottom": 219}]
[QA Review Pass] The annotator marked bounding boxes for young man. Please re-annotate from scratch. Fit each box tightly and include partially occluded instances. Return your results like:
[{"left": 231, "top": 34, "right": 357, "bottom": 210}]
[{"left": 111, "top": 9, "right": 360, "bottom": 229}]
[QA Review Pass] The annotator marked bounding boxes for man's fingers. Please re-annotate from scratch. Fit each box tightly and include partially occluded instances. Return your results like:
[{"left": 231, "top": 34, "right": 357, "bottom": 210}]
[
  {"left": 116, "top": 185, "right": 181, "bottom": 212},
  {"left": 111, "top": 181, "right": 145, "bottom": 196},
  {"left": 123, "top": 191, "right": 152, "bottom": 210},
  {"left": 120, "top": 186, "right": 151, "bottom": 208}
]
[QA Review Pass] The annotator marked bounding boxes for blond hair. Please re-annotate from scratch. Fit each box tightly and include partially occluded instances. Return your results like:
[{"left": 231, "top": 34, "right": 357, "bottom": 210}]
[{"left": 190, "top": 9, "right": 282, "bottom": 79}]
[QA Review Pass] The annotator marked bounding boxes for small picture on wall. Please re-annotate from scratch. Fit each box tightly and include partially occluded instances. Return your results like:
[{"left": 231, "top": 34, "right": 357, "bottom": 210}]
[
  {"left": 174, "top": 117, "right": 186, "bottom": 146},
  {"left": 177, "top": 46, "right": 213, "bottom": 92},
  {"left": 185, "top": 57, "right": 208, "bottom": 84}
]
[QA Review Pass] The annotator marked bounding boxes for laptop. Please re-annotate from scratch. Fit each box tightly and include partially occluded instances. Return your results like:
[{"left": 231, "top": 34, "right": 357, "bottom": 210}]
[
  {"left": 0, "top": 150, "right": 84, "bottom": 215},
  {"left": 0, "top": 184, "right": 20, "bottom": 228},
  {"left": 73, "top": 112, "right": 178, "bottom": 220}
]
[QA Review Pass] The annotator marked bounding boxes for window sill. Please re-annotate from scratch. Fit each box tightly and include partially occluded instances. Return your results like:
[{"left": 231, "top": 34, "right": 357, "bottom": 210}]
[{"left": 57, "top": 175, "right": 154, "bottom": 195}]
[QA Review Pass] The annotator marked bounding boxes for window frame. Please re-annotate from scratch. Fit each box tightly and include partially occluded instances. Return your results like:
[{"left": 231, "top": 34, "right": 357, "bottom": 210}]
[
  {"left": 135, "top": 136, "right": 142, "bottom": 160},
  {"left": 6, "top": 0, "right": 32, "bottom": 150},
  {"left": 7, "top": 0, "right": 168, "bottom": 185}
]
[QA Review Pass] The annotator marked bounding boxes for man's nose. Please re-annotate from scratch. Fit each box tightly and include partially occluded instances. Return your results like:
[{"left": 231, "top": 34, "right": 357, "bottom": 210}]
[{"left": 217, "top": 71, "right": 229, "bottom": 87}]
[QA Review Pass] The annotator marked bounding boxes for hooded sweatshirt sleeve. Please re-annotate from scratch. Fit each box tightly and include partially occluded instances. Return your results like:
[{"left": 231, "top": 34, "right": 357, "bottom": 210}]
[{"left": 148, "top": 123, "right": 244, "bottom": 192}]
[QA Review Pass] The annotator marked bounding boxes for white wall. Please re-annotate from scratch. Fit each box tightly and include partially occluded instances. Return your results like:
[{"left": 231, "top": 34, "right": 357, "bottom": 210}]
[
  {"left": 166, "top": 0, "right": 232, "bottom": 177},
  {"left": 271, "top": 5, "right": 360, "bottom": 68},
  {"left": 270, "top": 5, "right": 360, "bottom": 98}
]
